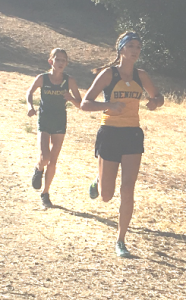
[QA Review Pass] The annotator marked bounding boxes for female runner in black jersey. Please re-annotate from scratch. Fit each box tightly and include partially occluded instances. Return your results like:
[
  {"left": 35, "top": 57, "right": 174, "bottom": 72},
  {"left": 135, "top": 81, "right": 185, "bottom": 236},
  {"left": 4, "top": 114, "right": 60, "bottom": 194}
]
[
  {"left": 81, "top": 32, "right": 164, "bottom": 257},
  {"left": 27, "top": 48, "right": 81, "bottom": 208}
]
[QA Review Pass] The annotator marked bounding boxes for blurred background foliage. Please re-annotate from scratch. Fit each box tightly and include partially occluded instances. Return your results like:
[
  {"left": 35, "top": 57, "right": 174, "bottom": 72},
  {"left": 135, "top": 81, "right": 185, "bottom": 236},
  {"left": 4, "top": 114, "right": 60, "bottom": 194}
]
[
  {"left": 91, "top": 0, "right": 186, "bottom": 77},
  {"left": 6, "top": 0, "right": 186, "bottom": 78}
]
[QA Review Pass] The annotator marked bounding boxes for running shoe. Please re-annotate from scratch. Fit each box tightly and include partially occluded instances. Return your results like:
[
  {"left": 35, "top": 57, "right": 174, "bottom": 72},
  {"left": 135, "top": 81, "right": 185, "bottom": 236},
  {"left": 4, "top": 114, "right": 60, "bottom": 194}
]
[
  {"left": 115, "top": 241, "right": 130, "bottom": 257},
  {"left": 41, "top": 193, "right": 53, "bottom": 208},
  {"left": 32, "top": 167, "right": 44, "bottom": 190},
  {"left": 89, "top": 178, "right": 99, "bottom": 199}
]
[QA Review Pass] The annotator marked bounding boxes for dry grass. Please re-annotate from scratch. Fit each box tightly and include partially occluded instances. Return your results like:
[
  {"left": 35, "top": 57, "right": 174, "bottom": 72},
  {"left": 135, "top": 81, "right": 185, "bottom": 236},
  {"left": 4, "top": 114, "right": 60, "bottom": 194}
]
[{"left": 0, "top": 1, "right": 186, "bottom": 299}]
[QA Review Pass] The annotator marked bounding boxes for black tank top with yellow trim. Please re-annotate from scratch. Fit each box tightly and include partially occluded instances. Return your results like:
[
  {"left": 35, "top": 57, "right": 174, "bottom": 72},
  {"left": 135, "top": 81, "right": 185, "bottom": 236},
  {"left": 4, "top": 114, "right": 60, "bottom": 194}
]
[
  {"left": 39, "top": 72, "right": 69, "bottom": 121},
  {"left": 101, "top": 67, "right": 143, "bottom": 127}
]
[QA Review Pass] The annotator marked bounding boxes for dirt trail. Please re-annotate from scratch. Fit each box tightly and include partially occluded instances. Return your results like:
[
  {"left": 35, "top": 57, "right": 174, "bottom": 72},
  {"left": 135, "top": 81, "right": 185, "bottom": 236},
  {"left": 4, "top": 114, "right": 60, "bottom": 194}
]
[
  {"left": 0, "top": 73, "right": 186, "bottom": 300},
  {"left": 0, "top": 1, "right": 186, "bottom": 299}
]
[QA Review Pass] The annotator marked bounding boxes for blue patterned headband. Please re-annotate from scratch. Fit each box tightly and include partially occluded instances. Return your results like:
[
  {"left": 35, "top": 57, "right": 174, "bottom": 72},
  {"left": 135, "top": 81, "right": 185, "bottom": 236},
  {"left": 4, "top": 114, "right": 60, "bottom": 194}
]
[{"left": 118, "top": 32, "right": 142, "bottom": 51}]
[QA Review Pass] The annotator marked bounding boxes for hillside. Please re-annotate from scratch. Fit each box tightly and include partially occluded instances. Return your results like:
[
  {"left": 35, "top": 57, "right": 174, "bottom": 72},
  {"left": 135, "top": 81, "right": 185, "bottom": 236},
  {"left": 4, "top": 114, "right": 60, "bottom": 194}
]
[
  {"left": 1, "top": 0, "right": 186, "bottom": 97},
  {"left": 0, "top": 1, "right": 186, "bottom": 300},
  {"left": 0, "top": 0, "right": 116, "bottom": 89}
]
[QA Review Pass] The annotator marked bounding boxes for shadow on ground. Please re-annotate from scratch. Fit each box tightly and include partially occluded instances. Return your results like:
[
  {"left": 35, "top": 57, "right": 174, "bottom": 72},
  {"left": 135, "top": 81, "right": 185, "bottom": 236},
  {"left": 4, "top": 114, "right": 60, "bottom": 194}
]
[
  {"left": 39, "top": 204, "right": 186, "bottom": 244},
  {"left": 0, "top": 36, "right": 95, "bottom": 87},
  {"left": 0, "top": 0, "right": 114, "bottom": 87},
  {"left": 35, "top": 204, "right": 186, "bottom": 264},
  {"left": 0, "top": 0, "right": 116, "bottom": 46}
]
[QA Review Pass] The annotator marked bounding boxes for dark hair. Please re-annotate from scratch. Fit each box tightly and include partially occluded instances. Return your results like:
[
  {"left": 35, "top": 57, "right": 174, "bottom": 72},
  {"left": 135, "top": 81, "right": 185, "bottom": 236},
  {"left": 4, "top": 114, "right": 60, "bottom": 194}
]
[
  {"left": 49, "top": 48, "right": 68, "bottom": 60},
  {"left": 92, "top": 31, "right": 139, "bottom": 74},
  {"left": 48, "top": 48, "right": 68, "bottom": 72}
]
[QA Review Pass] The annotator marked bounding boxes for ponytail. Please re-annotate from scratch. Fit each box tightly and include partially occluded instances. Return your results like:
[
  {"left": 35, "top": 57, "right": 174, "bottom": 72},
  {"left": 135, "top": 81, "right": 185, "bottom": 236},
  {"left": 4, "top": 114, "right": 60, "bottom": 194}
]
[{"left": 92, "top": 52, "right": 120, "bottom": 75}]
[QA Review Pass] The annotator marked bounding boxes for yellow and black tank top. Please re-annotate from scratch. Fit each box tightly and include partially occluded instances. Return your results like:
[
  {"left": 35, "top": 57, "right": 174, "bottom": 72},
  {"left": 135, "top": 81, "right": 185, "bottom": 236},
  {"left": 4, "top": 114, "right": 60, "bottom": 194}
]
[
  {"left": 39, "top": 72, "right": 69, "bottom": 121},
  {"left": 101, "top": 67, "right": 143, "bottom": 127}
]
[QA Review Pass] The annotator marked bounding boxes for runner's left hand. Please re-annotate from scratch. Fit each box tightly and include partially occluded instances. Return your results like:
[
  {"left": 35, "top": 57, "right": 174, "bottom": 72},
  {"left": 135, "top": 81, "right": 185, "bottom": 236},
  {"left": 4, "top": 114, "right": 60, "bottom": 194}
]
[
  {"left": 146, "top": 98, "right": 158, "bottom": 111},
  {"left": 63, "top": 91, "right": 74, "bottom": 102}
]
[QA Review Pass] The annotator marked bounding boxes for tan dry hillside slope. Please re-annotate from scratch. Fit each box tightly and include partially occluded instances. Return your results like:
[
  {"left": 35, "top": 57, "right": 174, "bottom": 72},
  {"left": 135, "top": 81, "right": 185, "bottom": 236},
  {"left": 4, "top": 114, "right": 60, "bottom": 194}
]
[
  {"left": 0, "top": 1, "right": 186, "bottom": 300},
  {"left": 0, "top": 0, "right": 116, "bottom": 88}
]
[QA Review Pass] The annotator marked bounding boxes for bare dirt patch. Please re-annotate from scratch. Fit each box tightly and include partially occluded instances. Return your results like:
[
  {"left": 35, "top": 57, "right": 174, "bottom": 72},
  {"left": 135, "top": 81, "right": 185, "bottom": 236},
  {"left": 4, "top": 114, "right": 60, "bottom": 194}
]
[{"left": 0, "top": 1, "right": 186, "bottom": 299}]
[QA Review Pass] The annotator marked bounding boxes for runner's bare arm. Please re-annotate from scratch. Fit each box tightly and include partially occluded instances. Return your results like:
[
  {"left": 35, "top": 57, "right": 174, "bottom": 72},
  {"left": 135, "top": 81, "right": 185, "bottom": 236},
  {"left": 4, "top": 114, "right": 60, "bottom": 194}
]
[
  {"left": 64, "top": 77, "right": 82, "bottom": 108},
  {"left": 138, "top": 69, "right": 164, "bottom": 111},
  {"left": 81, "top": 68, "right": 125, "bottom": 113},
  {"left": 26, "top": 74, "right": 43, "bottom": 117}
]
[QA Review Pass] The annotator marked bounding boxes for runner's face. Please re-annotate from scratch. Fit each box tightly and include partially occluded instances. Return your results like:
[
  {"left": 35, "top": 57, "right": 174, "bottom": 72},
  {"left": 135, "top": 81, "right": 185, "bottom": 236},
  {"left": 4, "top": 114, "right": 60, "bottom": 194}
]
[
  {"left": 52, "top": 52, "right": 68, "bottom": 71},
  {"left": 120, "top": 40, "right": 141, "bottom": 62}
]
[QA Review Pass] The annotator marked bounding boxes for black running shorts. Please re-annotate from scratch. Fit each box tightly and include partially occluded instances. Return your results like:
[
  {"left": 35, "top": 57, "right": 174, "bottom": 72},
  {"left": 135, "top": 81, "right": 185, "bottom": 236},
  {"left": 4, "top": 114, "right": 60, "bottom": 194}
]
[
  {"left": 38, "top": 119, "right": 66, "bottom": 135},
  {"left": 38, "top": 109, "right": 67, "bottom": 135},
  {"left": 95, "top": 126, "right": 144, "bottom": 162}
]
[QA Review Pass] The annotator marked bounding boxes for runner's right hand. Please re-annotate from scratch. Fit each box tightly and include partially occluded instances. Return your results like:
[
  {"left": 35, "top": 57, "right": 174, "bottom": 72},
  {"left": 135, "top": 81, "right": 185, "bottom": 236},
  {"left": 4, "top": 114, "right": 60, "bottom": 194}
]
[{"left": 27, "top": 108, "right": 37, "bottom": 117}]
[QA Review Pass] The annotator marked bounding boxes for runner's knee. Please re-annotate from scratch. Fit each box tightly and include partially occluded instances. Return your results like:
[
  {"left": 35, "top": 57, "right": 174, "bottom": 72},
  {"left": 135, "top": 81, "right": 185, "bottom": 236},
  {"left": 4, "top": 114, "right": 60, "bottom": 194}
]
[
  {"left": 100, "top": 189, "right": 114, "bottom": 202},
  {"left": 40, "top": 153, "right": 50, "bottom": 166}
]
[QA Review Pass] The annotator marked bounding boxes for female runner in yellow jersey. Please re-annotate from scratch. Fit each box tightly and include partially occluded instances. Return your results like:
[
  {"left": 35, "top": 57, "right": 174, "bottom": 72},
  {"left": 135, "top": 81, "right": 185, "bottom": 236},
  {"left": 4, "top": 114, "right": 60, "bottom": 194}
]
[{"left": 81, "top": 32, "right": 164, "bottom": 257}]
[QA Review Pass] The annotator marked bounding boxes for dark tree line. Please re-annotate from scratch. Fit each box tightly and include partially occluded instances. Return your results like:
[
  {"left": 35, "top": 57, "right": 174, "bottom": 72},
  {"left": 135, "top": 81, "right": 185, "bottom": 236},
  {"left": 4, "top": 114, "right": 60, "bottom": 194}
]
[
  {"left": 9, "top": 0, "right": 186, "bottom": 77},
  {"left": 92, "top": 0, "right": 186, "bottom": 77}
]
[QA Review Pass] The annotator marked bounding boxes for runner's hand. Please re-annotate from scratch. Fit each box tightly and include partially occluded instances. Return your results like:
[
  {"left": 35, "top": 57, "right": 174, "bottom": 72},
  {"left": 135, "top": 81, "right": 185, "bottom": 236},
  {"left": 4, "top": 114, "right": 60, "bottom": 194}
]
[
  {"left": 27, "top": 108, "right": 37, "bottom": 117},
  {"left": 146, "top": 97, "right": 158, "bottom": 111},
  {"left": 63, "top": 91, "right": 74, "bottom": 102}
]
